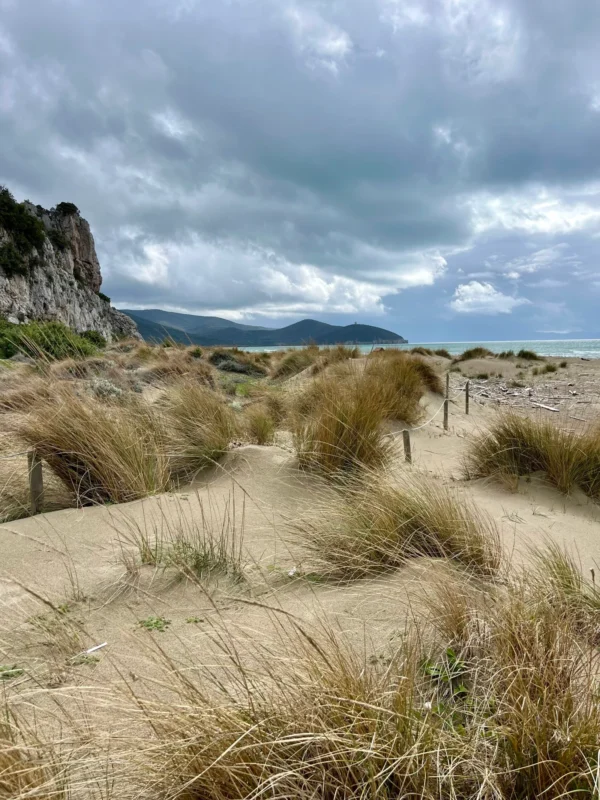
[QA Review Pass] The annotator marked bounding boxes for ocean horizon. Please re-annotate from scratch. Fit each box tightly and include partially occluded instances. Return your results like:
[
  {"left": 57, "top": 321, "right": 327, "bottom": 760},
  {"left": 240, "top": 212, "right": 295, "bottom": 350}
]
[{"left": 243, "top": 339, "right": 600, "bottom": 358}]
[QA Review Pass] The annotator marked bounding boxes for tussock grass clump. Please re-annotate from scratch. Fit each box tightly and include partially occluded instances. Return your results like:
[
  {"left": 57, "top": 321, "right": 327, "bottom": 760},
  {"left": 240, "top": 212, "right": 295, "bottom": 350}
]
[
  {"left": 243, "top": 404, "right": 276, "bottom": 445},
  {"left": 454, "top": 346, "right": 494, "bottom": 361},
  {"left": 0, "top": 377, "right": 52, "bottom": 413},
  {"left": 0, "top": 713, "right": 68, "bottom": 799},
  {"left": 164, "top": 383, "right": 237, "bottom": 477},
  {"left": 434, "top": 347, "right": 452, "bottom": 358},
  {"left": 311, "top": 344, "right": 359, "bottom": 375},
  {"left": 292, "top": 373, "right": 390, "bottom": 474},
  {"left": 464, "top": 412, "right": 600, "bottom": 498},
  {"left": 295, "top": 473, "right": 502, "bottom": 579},
  {"left": 517, "top": 348, "right": 543, "bottom": 360},
  {"left": 141, "top": 351, "right": 215, "bottom": 387},
  {"left": 410, "top": 346, "right": 433, "bottom": 356},
  {"left": 365, "top": 352, "right": 440, "bottom": 421},
  {"left": 497, "top": 349, "right": 515, "bottom": 359},
  {"left": 16, "top": 385, "right": 171, "bottom": 504},
  {"left": 272, "top": 345, "right": 319, "bottom": 379},
  {"left": 137, "top": 552, "right": 600, "bottom": 800},
  {"left": 543, "top": 362, "right": 557, "bottom": 373}
]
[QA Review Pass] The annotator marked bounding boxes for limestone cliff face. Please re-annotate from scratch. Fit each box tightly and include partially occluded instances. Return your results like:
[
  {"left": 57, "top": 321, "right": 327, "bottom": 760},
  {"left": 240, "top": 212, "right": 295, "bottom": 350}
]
[{"left": 0, "top": 199, "right": 138, "bottom": 341}]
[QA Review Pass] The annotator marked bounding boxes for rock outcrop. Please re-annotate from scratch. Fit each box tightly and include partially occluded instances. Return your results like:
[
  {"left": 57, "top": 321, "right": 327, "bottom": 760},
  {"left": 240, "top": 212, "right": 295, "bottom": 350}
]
[{"left": 0, "top": 191, "right": 138, "bottom": 341}]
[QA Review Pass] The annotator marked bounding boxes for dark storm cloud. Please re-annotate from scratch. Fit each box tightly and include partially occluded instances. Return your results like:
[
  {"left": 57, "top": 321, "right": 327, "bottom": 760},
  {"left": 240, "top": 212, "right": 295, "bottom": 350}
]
[{"left": 2, "top": 0, "right": 600, "bottom": 331}]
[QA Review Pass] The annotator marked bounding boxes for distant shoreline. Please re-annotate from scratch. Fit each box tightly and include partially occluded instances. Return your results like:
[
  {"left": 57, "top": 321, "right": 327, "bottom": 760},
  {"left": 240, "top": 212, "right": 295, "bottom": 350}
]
[{"left": 237, "top": 339, "right": 600, "bottom": 359}]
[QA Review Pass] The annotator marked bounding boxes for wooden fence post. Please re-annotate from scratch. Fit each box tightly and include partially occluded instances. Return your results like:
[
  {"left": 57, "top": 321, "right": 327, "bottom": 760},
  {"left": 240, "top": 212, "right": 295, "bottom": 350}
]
[
  {"left": 465, "top": 380, "right": 470, "bottom": 415},
  {"left": 402, "top": 429, "right": 412, "bottom": 464},
  {"left": 443, "top": 372, "right": 450, "bottom": 431},
  {"left": 28, "top": 449, "right": 44, "bottom": 516}
]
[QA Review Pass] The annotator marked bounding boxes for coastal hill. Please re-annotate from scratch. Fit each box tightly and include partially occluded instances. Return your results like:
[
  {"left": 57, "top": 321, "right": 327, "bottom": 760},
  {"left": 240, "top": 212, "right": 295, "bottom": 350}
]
[
  {"left": 0, "top": 186, "right": 138, "bottom": 340},
  {"left": 123, "top": 308, "right": 407, "bottom": 346}
]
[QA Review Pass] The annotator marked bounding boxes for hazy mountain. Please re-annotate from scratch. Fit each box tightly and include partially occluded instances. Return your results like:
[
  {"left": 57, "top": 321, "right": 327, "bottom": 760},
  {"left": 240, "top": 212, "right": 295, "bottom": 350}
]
[
  {"left": 121, "top": 308, "right": 267, "bottom": 333},
  {"left": 123, "top": 310, "right": 406, "bottom": 346}
]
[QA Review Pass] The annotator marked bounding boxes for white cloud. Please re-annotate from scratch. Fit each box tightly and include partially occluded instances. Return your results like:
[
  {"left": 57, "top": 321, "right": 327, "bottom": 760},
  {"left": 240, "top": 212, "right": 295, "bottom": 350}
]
[
  {"left": 286, "top": 5, "right": 352, "bottom": 74},
  {"left": 526, "top": 278, "right": 568, "bottom": 289},
  {"left": 449, "top": 281, "right": 530, "bottom": 315},
  {"left": 381, "top": 1, "right": 430, "bottom": 32},
  {"left": 503, "top": 243, "right": 579, "bottom": 278},
  {"left": 469, "top": 189, "right": 600, "bottom": 236}
]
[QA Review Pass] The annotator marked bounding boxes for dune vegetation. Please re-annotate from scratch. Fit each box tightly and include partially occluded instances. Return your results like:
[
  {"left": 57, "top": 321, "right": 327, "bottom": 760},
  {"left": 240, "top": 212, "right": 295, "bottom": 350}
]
[
  {"left": 1, "top": 325, "right": 599, "bottom": 800},
  {"left": 464, "top": 411, "right": 600, "bottom": 498}
]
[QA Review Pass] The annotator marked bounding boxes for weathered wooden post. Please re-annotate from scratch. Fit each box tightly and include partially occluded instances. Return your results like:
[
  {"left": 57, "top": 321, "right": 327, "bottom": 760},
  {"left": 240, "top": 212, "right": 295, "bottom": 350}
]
[
  {"left": 465, "top": 380, "right": 470, "bottom": 415},
  {"left": 443, "top": 372, "right": 450, "bottom": 431},
  {"left": 402, "top": 429, "right": 412, "bottom": 464},
  {"left": 28, "top": 449, "right": 44, "bottom": 516}
]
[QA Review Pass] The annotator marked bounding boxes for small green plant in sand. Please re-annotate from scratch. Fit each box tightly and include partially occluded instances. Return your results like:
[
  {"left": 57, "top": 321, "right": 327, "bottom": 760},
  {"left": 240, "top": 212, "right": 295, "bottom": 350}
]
[
  {"left": 0, "top": 665, "right": 24, "bottom": 681},
  {"left": 116, "top": 492, "right": 246, "bottom": 584},
  {"left": 138, "top": 616, "right": 171, "bottom": 632},
  {"left": 560, "top": 360, "right": 568, "bottom": 368},
  {"left": 543, "top": 363, "right": 557, "bottom": 373}
]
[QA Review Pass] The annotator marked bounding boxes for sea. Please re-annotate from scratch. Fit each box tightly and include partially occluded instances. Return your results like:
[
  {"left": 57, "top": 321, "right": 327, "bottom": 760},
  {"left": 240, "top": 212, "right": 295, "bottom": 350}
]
[{"left": 243, "top": 340, "right": 600, "bottom": 358}]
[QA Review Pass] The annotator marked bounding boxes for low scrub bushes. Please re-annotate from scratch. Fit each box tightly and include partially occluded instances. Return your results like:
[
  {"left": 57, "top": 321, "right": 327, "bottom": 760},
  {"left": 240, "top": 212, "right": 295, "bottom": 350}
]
[
  {"left": 464, "top": 412, "right": 600, "bottom": 498},
  {"left": 0, "top": 319, "right": 97, "bottom": 360},
  {"left": 434, "top": 348, "right": 452, "bottom": 358},
  {"left": 208, "top": 348, "right": 267, "bottom": 377},
  {"left": 295, "top": 472, "right": 502, "bottom": 579},
  {"left": 497, "top": 350, "right": 515, "bottom": 359},
  {"left": 410, "top": 346, "right": 433, "bottom": 356}
]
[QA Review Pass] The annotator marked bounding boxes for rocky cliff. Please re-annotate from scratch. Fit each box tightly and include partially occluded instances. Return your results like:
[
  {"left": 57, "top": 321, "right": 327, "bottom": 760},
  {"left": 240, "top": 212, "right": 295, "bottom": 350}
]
[{"left": 0, "top": 188, "right": 138, "bottom": 341}]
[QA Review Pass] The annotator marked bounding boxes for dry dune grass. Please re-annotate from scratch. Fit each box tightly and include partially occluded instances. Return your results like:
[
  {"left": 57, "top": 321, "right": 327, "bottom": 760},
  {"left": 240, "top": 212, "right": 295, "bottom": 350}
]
[
  {"left": 163, "top": 382, "right": 238, "bottom": 478},
  {"left": 0, "top": 713, "right": 68, "bottom": 800},
  {"left": 290, "top": 352, "right": 444, "bottom": 474},
  {"left": 311, "top": 344, "right": 360, "bottom": 375},
  {"left": 292, "top": 372, "right": 391, "bottom": 474},
  {"left": 464, "top": 411, "right": 600, "bottom": 497},
  {"left": 242, "top": 403, "right": 276, "bottom": 445},
  {"left": 125, "top": 550, "right": 600, "bottom": 800},
  {"left": 140, "top": 349, "right": 216, "bottom": 387},
  {"left": 294, "top": 471, "right": 502, "bottom": 579},
  {"left": 0, "top": 376, "right": 52, "bottom": 413},
  {"left": 15, "top": 385, "right": 171, "bottom": 504},
  {"left": 271, "top": 345, "right": 319, "bottom": 379}
]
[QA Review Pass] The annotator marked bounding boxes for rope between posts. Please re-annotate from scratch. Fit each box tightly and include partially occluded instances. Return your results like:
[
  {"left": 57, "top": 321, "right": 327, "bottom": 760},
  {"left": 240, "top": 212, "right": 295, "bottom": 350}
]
[{"left": 388, "top": 397, "right": 448, "bottom": 436}]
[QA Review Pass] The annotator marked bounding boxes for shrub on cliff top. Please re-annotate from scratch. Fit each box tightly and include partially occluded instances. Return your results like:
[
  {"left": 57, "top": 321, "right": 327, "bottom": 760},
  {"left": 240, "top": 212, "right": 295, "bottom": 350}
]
[
  {"left": 55, "top": 201, "right": 79, "bottom": 216},
  {"left": 0, "top": 187, "right": 46, "bottom": 276}
]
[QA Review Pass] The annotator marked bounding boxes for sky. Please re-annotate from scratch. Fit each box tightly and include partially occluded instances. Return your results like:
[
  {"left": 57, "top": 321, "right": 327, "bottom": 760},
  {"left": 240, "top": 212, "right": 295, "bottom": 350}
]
[{"left": 1, "top": 0, "right": 600, "bottom": 342}]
